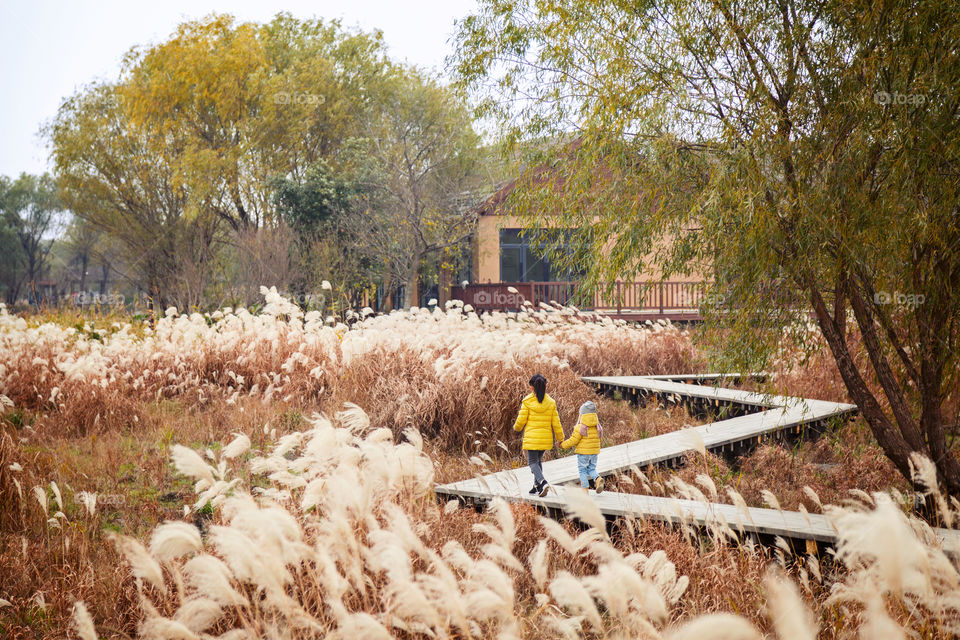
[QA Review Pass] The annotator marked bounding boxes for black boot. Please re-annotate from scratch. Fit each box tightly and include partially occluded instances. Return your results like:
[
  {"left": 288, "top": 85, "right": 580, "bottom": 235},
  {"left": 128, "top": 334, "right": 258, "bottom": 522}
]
[{"left": 538, "top": 481, "right": 549, "bottom": 497}]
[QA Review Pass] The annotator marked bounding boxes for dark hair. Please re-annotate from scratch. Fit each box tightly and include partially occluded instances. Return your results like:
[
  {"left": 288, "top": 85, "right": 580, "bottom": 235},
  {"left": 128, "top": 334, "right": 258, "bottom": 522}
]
[{"left": 529, "top": 374, "right": 547, "bottom": 403}]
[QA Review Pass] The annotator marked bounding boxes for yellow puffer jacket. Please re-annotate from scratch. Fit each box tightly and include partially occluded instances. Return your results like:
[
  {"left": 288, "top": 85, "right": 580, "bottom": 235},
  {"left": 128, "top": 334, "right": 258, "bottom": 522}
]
[
  {"left": 513, "top": 393, "right": 564, "bottom": 451},
  {"left": 560, "top": 412, "right": 601, "bottom": 454}
]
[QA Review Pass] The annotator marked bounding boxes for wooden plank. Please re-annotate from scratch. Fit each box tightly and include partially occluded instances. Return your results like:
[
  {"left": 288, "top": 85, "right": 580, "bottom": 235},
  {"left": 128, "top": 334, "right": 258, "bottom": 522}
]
[
  {"left": 441, "top": 376, "right": 856, "bottom": 494},
  {"left": 439, "top": 407, "right": 821, "bottom": 494},
  {"left": 643, "top": 373, "right": 755, "bottom": 382},
  {"left": 436, "top": 483, "right": 960, "bottom": 549},
  {"left": 584, "top": 375, "right": 857, "bottom": 414},
  {"left": 434, "top": 374, "right": 953, "bottom": 552},
  {"left": 437, "top": 483, "right": 838, "bottom": 542}
]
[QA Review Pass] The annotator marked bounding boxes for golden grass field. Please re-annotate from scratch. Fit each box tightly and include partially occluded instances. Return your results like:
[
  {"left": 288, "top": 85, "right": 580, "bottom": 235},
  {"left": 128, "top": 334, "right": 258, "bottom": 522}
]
[{"left": 1, "top": 289, "right": 957, "bottom": 639}]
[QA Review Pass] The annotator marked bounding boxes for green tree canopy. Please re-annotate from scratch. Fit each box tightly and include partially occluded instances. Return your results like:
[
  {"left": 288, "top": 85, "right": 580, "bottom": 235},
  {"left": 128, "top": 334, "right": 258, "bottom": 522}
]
[{"left": 271, "top": 159, "right": 350, "bottom": 238}]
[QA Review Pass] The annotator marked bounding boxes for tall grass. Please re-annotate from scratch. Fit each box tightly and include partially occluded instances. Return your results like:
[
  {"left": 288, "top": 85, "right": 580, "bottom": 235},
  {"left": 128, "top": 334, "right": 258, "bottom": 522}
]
[
  {"left": 67, "top": 407, "right": 960, "bottom": 639},
  {"left": 80, "top": 409, "right": 692, "bottom": 638},
  {"left": 0, "top": 290, "right": 700, "bottom": 449},
  {"left": 3, "top": 291, "right": 959, "bottom": 638}
]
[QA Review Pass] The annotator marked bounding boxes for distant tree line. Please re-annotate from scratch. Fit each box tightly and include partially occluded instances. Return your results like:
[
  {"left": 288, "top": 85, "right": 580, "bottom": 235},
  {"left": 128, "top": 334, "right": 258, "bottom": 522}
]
[{"left": 0, "top": 173, "right": 63, "bottom": 304}]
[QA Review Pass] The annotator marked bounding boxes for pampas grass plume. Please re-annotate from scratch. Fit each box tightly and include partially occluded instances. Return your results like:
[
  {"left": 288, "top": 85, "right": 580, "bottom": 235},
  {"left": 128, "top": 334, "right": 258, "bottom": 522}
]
[
  {"left": 172, "top": 597, "right": 223, "bottom": 633},
  {"left": 764, "top": 570, "right": 817, "bottom": 640},
  {"left": 50, "top": 481, "right": 63, "bottom": 511},
  {"left": 668, "top": 613, "right": 763, "bottom": 640},
  {"left": 549, "top": 570, "right": 603, "bottom": 630},
  {"left": 761, "top": 489, "right": 782, "bottom": 511},
  {"left": 336, "top": 403, "right": 370, "bottom": 432},
  {"left": 182, "top": 554, "right": 248, "bottom": 606},
  {"left": 529, "top": 540, "right": 550, "bottom": 590},
  {"left": 33, "top": 485, "right": 47, "bottom": 516},
  {"left": 139, "top": 616, "right": 201, "bottom": 640},
  {"left": 150, "top": 521, "right": 202, "bottom": 564},
  {"left": 563, "top": 488, "right": 609, "bottom": 537},
  {"left": 221, "top": 433, "right": 251, "bottom": 459},
  {"left": 695, "top": 473, "right": 718, "bottom": 500},
  {"left": 802, "top": 485, "right": 822, "bottom": 509},
  {"left": 72, "top": 601, "right": 98, "bottom": 640},
  {"left": 171, "top": 445, "right": 215, "bottom": 484},
  {"left": 677, "top": 428, "right": 706, "bottom": 456},
  {"left": 110, "top": 533, "right": 167, "bottom": 594}
]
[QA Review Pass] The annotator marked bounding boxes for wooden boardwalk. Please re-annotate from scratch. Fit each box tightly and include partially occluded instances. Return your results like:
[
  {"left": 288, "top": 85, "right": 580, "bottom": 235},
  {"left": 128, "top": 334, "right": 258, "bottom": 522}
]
[
  {"left": 437, "top": 481, "right": 960, "bottom": 552},
  {"left": 436, "top": 375, "right": 960, "bottom": 552}
]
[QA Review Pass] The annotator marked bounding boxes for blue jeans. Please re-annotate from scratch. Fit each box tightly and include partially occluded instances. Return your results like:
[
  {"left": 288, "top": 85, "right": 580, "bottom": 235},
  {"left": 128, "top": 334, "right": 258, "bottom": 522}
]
[
  {"left": 577, "top": 454, "right": 599, "bottom": 488},
  {"left": 527, "top": 449, "right": 546, "bottom": 486}
]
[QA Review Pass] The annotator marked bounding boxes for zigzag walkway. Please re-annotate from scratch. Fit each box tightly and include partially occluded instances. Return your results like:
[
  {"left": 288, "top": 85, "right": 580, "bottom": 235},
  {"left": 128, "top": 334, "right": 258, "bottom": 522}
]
[{"left": 435, "top": 375, "right": 960, "bottom": 553}]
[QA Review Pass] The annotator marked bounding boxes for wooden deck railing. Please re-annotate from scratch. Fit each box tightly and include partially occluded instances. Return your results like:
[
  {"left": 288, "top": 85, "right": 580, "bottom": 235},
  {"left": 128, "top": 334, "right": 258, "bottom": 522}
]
[{"left": 451, "top": 281, "right": 706, "bottom": 314}]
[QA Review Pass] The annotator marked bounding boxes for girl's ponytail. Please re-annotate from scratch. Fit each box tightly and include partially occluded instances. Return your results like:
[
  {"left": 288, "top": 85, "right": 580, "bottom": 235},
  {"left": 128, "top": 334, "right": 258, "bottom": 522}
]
[{"left": 529, "top": 374, "right": 547, "bottom": 403}]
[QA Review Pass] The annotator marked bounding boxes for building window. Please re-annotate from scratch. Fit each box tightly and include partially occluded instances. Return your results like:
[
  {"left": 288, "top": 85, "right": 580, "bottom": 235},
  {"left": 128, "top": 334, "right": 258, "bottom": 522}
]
[{"left": 499, "top": 229, "right": 576, "bottom": 282}]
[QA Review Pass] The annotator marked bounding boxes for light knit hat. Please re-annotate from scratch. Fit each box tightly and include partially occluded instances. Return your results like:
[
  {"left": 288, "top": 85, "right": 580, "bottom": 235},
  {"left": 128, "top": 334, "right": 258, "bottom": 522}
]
[{"left": 577, "top": 401, "right": 602, "bottom": 437}]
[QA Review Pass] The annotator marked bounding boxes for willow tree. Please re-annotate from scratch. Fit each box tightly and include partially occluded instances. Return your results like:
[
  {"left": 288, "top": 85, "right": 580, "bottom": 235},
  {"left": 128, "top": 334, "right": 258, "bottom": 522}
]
[
  {"left": 49, "top": 85, "right": 213, "bottom": 309},
  {"left": 454, "top": 0, "right": 960, "bottom": 494}
]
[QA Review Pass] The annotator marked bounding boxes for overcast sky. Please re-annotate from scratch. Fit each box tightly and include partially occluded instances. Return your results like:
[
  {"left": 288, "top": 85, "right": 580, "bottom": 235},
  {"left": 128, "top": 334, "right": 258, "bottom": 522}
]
[{"left": 0, "top": 0, "right": 477, "bottom": 178}]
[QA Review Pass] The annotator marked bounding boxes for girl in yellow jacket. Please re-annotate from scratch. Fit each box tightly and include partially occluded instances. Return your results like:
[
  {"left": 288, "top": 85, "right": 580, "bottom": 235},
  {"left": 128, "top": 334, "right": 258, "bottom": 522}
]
[
  {"left": 513, "top": 373, "right": 564, "bottom": 497},
  {"left": 560, "top": 401, "right": 604, "bottom": 492}
]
